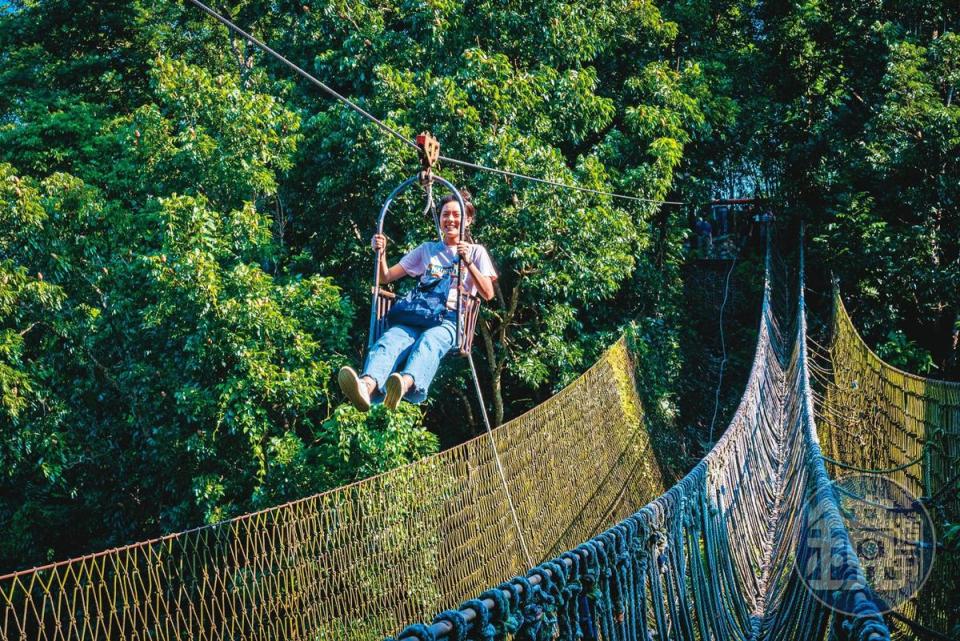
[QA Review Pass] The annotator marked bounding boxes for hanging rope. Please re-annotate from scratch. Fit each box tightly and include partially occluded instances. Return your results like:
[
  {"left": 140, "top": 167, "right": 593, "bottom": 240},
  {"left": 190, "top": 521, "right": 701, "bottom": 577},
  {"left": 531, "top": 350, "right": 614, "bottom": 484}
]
[
  {"left": 708, "top": 233, "right": 747, "bottom": 442},
  {"left": 821, "top": 450, "right": 927, "bottom": 474},
  {"left": 467, "top": 352, "right": 535, "bottom": 568}
]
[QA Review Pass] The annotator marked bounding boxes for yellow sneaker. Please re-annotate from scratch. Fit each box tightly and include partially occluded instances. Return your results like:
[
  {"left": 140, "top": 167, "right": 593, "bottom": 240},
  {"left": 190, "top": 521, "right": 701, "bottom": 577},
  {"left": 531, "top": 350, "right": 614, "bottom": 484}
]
[
  {"left": 384, "top": 373, "right": 408, "bottom": 410},
  {"left": 338, "top": 366, "right": 371, "bottom": 412}
]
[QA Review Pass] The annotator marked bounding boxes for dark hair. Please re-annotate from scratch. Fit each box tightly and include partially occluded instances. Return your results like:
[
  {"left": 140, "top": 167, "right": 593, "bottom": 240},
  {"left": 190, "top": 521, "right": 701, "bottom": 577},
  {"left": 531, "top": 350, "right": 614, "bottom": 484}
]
[{"left": 438, "top": 188, "right": 476, "bottom": 221}]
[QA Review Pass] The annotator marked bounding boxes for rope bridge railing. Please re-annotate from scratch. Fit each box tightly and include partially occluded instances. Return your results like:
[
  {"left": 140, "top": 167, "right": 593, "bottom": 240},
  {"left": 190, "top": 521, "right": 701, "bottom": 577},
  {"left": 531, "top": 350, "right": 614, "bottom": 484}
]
[
  {"left": 815, "top": 291, "right": 960, "bottom": 639},
  {"left": 821, "top": 292, "right": 960, "bottom": 513},
  {"left": 386, "top": 238, "right": 892, "bottom": 641},
  {"left": 0, "top": 337, "right": 667, "bottom": 640}
]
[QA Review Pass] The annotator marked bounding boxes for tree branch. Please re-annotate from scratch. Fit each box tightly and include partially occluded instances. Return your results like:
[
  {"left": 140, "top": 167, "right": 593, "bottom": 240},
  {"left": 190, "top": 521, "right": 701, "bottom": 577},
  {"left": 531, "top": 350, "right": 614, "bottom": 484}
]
[
  {"left": 456, "top": 389, "right": 477, "bottom": 433},
  {"left": 18, "top": 322, "right": 38, "bottom": 337}
]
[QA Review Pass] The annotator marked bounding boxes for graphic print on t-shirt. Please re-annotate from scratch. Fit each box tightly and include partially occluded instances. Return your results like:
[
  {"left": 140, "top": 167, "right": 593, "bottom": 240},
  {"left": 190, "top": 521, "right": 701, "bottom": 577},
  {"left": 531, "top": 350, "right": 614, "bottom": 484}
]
[
  {"left": 421, "top": 256, "right": 461, "bottom": 309},
  {"left": 399, "top": 241, "right": 498, "bottom": 310},
  {"left": 424, "top": 257, "right": 454, "bottom": 282}
]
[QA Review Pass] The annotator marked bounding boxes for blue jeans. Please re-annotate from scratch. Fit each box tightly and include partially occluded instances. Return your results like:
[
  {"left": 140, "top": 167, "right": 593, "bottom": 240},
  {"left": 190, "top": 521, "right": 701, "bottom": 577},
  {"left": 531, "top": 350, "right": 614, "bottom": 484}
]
[{"left": 362, "top": 314, "right": 457, "bottom": 404}]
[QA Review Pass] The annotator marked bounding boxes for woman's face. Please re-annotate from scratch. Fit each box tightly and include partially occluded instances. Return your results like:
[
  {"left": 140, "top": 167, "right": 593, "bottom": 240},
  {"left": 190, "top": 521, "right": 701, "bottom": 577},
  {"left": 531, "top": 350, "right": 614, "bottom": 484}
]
[{"left": 440, "top": 201, "right": 469, "bottom": 242}]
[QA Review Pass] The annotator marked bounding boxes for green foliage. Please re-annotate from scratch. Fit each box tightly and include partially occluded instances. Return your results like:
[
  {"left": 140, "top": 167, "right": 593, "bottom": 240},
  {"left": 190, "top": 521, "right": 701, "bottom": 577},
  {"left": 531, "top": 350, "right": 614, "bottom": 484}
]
[
  {"left": 0, "top": 157, "right": 362, "bottom": 566},
  {"left": 626, "top": 317, "right": 682, "bottom": 426},
  {"left": 252, "top": 404, "right": 436, "bottom": 509},
  {"left": 943, "top": 521, "right": 960, "bottom": 552},
  {"left": 0, "top": 0, "right": 709, "bottom": 572},
  {"left": 0, "top": 1, "right": 372, "bottom": 569},
  {"left": 662, "top": 0, "right": 960, "bottom": 378},
  {"left": 875, "top": 330, "right": 936, "bottom": 374},
  {"left": 743, "top": 0, "right": 960, "bottom": 374},
  {"left": 133, "top": 56, "right": 301, "bottom": 204},
  {"left": 317, "top": 404, "right": 438, "bottom": 485}
]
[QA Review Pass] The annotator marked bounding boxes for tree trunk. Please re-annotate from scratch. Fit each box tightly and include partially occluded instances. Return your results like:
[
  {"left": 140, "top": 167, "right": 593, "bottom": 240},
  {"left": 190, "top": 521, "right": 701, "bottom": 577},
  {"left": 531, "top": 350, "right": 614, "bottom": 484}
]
[
  {"left": 456, "top": 389, "right": 477, "bottom": 434},
  {"left": 934, "top": 307, "right": 958, "bottom": 377},
  {"left": 479, "top": 319, "right": 505, "bottom": 427}
]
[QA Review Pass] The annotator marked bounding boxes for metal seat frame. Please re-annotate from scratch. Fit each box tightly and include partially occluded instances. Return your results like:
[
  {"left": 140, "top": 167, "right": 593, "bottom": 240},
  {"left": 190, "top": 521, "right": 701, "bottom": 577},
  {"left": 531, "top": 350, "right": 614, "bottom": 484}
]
[
  {"left": 369, "top": 288, "right": 480, "bottom": 357},
  {"left": 367, "top": 174, "right": 480, "bottom": 358}
]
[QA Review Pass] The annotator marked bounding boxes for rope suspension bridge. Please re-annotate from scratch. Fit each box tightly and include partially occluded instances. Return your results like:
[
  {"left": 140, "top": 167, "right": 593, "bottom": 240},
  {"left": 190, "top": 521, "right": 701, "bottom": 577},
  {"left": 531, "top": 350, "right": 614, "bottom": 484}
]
[
  {"left": 0, "top": 330, "right": 664, "bottom": 640},
  {"left": 811, "top": 292, "right": 960, "bottom": 640},
  {"left": 1, "top": 3, "right": 956, "bottom": 639},
  {"left": 3, "top": 233, "right": 954, "bottom": 641}
]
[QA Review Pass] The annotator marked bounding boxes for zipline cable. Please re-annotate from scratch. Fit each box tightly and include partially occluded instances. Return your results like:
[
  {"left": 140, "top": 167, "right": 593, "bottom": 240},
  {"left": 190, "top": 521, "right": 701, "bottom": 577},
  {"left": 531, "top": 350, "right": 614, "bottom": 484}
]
[
  {"left": 438, "top": 155, "right": 686, "bottom": 205},
  {"left": 184, "top": 0, "right": 418, "bottom": 148},
  {"left": 183, "top": 0, "right": 686, "bottom": 206}
]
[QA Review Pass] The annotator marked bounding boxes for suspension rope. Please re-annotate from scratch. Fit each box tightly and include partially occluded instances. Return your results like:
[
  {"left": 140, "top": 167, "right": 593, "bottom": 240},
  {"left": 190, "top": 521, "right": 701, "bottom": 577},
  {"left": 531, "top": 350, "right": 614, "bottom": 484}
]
[
  {"left": 820, "top": 444, "right": 927, "bottom": 474},
  {"left": 832, "top": 482, "right": 927, "bottom": 513},
  {"left": 183, "top": 0, "right": 686, "bottom": 207},
  {"left": 467, "top": 352, "right": 535, "bottom": 569},
  {"left": 804, "top": 333, "right": 834, "bottom": 354},
  {"left": 708, "top": 235, "right": 746, "bottom": 442},
  {"left": 888, "top": 611, "right": 958, "bottom": 641}
]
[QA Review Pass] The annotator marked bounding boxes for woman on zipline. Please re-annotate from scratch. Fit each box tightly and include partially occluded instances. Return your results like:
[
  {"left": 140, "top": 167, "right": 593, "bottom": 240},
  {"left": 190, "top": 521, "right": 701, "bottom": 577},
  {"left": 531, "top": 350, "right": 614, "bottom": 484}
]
[{"left": 338, "top": 189, "right": 497, "bottom": 411}]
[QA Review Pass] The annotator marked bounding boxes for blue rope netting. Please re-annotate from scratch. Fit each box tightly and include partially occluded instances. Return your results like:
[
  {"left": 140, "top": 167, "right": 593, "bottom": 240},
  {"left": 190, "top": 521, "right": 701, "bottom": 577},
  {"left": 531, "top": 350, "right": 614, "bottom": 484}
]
[{"left": 387, "top": 239, "right": 890, "bottom": 641}]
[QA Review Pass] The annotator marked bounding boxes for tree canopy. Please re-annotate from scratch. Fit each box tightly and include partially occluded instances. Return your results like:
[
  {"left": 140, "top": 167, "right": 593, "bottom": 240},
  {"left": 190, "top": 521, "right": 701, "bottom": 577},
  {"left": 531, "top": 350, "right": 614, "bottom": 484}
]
[
  {"left": 0, "top": 0, "right": 716, "bottom": 572},
  {"left": 1, "top": 0, "right": 957, "bottom": 575}
]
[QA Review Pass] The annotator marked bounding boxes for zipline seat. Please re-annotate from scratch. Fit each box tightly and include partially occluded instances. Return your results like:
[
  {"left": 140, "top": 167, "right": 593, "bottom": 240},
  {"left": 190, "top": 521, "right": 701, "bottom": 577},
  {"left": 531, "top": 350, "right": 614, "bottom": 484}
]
[
  {"left": 370, "top": 286, "right": 481, "bottom": 356},
  {"left": 369, "top": 287, "right": 396, "bottom": 350}
]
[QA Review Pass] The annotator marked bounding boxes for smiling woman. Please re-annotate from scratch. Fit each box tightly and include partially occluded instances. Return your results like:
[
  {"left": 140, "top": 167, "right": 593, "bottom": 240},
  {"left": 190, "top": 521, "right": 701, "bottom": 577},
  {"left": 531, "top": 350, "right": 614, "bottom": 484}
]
[{"left": 338, "top": 188, "right": 498, "bottom": 411}]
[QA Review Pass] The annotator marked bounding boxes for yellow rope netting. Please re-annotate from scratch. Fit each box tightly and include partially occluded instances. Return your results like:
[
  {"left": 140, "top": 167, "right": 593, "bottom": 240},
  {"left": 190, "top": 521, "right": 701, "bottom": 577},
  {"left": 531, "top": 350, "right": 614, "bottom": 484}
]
[
  {"left": 819, "top": 291, "right": 960, "bottom": 639},
  {"left": 0, "top": 337, "right": 667, "bottom": 641}
]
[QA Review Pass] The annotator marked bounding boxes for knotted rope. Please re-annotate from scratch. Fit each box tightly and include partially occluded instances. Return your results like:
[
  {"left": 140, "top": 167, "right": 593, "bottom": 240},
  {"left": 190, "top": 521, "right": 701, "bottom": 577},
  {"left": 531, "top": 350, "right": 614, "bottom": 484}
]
[{"left": 389, "top": 235, "right": 891, "bottom": 641}]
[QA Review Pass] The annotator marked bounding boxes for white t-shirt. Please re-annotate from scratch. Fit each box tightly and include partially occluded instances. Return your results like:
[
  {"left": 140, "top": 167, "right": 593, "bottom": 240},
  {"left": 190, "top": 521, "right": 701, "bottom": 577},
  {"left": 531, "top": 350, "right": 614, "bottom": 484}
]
[{"left": 399, "top": 241, "right": 498, "bottom": 309}]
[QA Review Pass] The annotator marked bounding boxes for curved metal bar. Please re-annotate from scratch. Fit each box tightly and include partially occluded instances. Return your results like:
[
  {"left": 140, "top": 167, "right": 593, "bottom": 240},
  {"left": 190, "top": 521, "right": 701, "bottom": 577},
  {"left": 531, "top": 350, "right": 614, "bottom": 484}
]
[
  {"left": 375, "top": 175, "right": 420, "bottom": 235},
  {"left": 369, "top": 176, "right": 419, "bottom": 350},
  {"left": 368, "top": 175, "right": 468, "bottom": 352}
]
